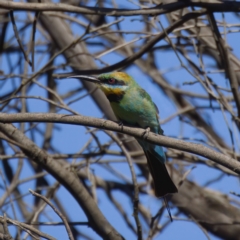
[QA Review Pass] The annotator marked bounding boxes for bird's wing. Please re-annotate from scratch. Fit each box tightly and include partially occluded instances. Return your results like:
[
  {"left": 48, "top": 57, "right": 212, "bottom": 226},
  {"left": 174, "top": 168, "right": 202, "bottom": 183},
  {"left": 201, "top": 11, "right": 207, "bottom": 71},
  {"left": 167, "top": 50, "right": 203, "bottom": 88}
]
[
  {"left": 153, "top": 102, "right": 159, "bottom": 114},
  {"left": 138, "top": 88, "right": 163, "bottom": 133}
]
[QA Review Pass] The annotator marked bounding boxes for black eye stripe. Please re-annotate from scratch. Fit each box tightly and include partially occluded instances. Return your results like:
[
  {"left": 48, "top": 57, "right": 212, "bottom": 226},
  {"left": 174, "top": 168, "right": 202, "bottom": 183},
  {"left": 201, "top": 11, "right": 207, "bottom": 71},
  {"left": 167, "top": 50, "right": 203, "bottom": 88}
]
[{"left": 117, "top": 80, "right": 126, "bottom": 85}]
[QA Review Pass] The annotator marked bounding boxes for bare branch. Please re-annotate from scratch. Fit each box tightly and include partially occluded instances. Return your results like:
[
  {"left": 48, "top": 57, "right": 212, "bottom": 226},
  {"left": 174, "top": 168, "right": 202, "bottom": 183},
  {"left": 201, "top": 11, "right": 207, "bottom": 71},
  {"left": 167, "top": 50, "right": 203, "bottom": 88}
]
[{"left": 0, "top": 113, "right": 238, "bottom": 175}]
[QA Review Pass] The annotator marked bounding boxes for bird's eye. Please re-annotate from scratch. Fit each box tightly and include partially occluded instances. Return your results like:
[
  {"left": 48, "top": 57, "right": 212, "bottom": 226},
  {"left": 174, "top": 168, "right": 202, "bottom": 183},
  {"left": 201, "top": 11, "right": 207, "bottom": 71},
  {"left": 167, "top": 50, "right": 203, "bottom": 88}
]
[{"left": 108, "top": 78, "right": 115, "bottom": 84}]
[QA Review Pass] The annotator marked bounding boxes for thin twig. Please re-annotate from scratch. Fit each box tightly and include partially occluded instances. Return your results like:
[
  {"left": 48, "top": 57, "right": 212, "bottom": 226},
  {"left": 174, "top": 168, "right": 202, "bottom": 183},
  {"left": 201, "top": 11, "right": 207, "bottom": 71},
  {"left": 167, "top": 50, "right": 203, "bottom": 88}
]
[
  {"left": 9, "top": 10, "right": 32, "bottom": 67},
  {"left": 31, "top": 10, "right": 40, "bottom": 72},
  {"left": 105, "top": 130, "right": 142, "bottom": 240},
  {"left": 29, "top": 189, "right": 74, "bottom": 240}
]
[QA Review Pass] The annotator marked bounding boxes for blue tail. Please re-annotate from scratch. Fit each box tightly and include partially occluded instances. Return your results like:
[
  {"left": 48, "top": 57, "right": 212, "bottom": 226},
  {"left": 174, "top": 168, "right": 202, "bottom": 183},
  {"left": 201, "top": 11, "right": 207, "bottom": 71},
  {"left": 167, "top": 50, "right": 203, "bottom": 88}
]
[
  {"left": 138, "top": 141, "right": 178, "bottom": 197},
  {"left": 152, "top": 144, "right": 166, "bottom": 163}
]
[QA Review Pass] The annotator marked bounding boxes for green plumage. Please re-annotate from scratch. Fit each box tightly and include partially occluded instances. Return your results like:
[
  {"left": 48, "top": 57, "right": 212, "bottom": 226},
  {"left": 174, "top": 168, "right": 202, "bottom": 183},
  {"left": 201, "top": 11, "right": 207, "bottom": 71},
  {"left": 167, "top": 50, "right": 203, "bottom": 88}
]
[
  {"left": 111, "top": 87, "right": 160, "bottom": 132},
  {"left": 73, "top": 72, "right": 178, "bottom": 198},
  {"left": 98, "top": 72, "right": 178, "bottom": 197}
]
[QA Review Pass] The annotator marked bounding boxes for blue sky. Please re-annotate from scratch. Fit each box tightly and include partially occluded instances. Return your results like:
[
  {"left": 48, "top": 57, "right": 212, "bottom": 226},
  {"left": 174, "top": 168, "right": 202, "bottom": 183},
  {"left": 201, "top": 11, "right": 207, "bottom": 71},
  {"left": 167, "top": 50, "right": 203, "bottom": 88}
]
[{"left": 1, "top": 1, "right": 240, "bottom": 239}]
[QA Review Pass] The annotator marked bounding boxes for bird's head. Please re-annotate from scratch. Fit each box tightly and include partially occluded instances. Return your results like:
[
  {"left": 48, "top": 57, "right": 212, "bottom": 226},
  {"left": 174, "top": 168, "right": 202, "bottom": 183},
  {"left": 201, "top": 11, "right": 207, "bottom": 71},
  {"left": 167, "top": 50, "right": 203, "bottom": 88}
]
[{"left": 69, "top": 72, "right": 136, "bottom": 101}]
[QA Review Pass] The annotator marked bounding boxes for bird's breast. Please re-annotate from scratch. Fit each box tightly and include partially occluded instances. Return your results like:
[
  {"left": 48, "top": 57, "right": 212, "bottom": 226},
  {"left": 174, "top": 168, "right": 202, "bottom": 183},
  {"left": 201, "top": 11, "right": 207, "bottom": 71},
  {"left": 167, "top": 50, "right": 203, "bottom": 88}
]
[{"left": 110, "top": 91, "right": 160, "bottom": 133}]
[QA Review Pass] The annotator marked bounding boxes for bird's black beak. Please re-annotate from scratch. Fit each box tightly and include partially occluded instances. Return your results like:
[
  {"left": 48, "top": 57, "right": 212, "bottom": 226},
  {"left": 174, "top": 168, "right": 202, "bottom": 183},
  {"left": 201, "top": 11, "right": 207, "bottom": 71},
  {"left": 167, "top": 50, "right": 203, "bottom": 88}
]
[{"left": 68, "top": 75, "right": 100, "bottom": 83}]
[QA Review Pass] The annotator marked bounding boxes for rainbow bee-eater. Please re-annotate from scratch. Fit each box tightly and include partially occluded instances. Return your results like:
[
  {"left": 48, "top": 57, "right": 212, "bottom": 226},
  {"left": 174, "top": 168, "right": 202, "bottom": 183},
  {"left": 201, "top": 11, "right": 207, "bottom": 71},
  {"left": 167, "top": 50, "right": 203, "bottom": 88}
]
[{"left": 71, "top": 72, "right": 178, "bottom": 198}]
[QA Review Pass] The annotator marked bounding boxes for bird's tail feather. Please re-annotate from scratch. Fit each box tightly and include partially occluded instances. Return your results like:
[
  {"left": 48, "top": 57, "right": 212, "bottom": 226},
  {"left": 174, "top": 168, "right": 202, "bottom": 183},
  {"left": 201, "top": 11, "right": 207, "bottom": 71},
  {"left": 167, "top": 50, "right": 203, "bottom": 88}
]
[{"left": 144, "top": 150, "right": 178, "bottom": 197}]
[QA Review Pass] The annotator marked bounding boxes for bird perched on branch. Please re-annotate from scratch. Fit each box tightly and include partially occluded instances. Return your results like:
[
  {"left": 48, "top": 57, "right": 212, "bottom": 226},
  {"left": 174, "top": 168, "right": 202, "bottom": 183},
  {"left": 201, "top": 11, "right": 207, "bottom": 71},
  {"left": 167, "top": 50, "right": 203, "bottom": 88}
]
[{"left": 70, "top": 72, "right": 178, "bottom": 216}]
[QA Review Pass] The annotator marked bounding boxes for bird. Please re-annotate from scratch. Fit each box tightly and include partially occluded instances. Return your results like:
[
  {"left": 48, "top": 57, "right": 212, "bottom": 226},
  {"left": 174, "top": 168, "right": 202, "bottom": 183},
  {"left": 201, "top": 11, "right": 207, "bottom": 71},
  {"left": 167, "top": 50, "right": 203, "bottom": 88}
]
[{"left": 70, "top": 72, "right": 178, "bottom": 199}]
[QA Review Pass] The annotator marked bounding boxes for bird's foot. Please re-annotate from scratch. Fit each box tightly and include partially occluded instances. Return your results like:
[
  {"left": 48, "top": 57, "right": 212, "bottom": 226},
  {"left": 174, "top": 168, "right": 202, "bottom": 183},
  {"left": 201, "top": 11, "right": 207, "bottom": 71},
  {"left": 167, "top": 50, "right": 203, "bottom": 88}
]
[
  {"left": 118, "top": 121, "right": 124, "bottom": 131},
  {"left": 118, "top": 121, "right": 123, "bottom": 127},
  {"left": 142, "top": 127, "right": 150, "bottom": 140}
]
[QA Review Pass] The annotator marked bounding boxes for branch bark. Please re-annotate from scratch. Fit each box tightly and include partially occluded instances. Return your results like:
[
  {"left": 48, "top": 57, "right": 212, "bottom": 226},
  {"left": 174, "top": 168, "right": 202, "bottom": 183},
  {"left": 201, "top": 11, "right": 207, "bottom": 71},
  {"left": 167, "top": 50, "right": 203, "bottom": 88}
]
[
  {"left": 0, "top": 112, "right": 239, "bottom": 175},
  {"left": 1, "top": 1, "right": 240, "bottom": 15},
  {"left": 0, "top": 122, "right": 124, "bottom": 240}
]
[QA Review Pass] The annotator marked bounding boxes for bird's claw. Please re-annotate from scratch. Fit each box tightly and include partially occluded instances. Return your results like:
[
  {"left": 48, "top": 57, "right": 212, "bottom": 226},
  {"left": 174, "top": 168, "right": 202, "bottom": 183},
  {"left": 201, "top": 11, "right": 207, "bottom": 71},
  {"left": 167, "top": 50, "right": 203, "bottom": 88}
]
[
  {"left": 118, "top": 121, "right": 124, "bottom": 131},
  {"left": 118, "top": 121, "right": 123, "bottom": 127},
  {"left": 142, "top": 127, "right": 150, "bottom": 140}
]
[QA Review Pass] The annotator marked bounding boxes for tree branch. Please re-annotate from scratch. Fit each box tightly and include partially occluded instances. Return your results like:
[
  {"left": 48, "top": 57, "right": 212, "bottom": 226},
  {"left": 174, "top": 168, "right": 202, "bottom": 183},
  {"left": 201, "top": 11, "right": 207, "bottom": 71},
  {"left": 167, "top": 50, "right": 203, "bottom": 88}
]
[
  {"left": 0, "top": 112, "right": 239, "bottom": 175},
  {"left": 1, "top": 1, "right": 240, "bottom": 16},
  {"left": 0, "top": 121, "right": 124, "bottom": 240}
]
